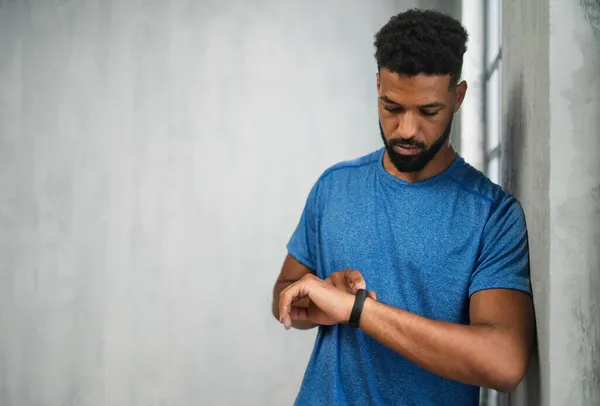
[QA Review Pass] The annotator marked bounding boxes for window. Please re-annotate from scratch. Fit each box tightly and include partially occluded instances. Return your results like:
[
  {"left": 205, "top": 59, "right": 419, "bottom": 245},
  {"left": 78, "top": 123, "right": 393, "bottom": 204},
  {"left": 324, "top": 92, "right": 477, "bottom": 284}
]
[{"left": 483, "top": 0, "right": 502, "bottom": 185}]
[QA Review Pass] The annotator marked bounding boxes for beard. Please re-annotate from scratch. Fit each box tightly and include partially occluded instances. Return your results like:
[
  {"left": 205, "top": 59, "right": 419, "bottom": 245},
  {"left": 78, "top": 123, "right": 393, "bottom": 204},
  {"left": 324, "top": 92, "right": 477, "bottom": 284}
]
[{"left": 379, "top": 116, "right": 454, "bottom": 173}]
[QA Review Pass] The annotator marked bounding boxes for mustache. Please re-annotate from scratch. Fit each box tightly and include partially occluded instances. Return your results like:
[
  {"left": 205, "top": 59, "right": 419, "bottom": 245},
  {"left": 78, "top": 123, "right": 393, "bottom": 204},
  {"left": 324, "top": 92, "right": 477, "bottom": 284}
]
[{"left": 388, "top": 138, "right": 426, "bottom": 149}]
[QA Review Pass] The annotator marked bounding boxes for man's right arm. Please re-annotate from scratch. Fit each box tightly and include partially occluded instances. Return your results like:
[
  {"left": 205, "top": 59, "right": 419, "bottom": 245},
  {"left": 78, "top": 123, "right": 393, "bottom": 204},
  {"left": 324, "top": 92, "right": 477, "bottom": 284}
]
[{"left": 272, "top": 254, "right": 318, "bottom": 330}]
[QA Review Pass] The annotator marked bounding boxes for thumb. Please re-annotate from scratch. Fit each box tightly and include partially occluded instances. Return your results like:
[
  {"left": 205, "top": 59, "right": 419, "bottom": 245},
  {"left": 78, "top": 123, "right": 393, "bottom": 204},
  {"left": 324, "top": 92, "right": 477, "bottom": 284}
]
[{"left": 367, "top": 290, "right": 378, "bottom": 301}]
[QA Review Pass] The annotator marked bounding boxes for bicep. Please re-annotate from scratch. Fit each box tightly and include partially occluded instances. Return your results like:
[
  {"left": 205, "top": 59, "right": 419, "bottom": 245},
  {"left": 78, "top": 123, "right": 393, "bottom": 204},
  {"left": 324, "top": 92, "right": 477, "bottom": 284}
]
[{"left": 469, "top": 289, "right": 535, "bottom": 353}]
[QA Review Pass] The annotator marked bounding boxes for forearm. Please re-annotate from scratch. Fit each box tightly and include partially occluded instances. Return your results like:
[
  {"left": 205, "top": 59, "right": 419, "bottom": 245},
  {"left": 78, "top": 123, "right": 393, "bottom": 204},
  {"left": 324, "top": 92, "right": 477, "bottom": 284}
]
[
  {"left": 272, "top": 282, "right": 317, "bottom": 330},
  {"left": 359, "top": 299, "right": 528, "bottom": 392}
]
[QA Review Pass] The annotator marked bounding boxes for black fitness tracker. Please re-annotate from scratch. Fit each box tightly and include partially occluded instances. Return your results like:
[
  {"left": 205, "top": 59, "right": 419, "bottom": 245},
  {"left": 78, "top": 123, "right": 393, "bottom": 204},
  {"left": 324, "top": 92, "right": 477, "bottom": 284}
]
[{"left": 348, "top": 289, "right": 368, "bottom": 328}]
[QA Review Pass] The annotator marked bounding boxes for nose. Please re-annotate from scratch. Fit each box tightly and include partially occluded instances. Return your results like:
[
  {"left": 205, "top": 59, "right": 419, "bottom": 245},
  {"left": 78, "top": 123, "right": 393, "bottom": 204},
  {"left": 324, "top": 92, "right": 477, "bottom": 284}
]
[{"left": 395, "top": 111, "right": 419, "bottom": 139}]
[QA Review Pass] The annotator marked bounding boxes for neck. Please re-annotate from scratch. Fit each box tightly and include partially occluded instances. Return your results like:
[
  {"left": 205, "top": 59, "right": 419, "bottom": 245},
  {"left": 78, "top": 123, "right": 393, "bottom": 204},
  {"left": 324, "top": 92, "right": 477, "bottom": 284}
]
[{"left": 383, "top": 145, "right": 457, "bottom": 183}]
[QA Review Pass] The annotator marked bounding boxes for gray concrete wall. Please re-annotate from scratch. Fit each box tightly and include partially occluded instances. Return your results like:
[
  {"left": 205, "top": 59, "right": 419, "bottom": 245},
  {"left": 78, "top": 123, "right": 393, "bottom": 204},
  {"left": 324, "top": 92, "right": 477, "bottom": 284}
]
[
  {"left": 547, "top": 1, "right": 600, "bottom": 403},
  {"left": 503, "top": 1, "right": 600, "bottom": 405},
  {"left": 502, "top": 1, "right": 551, "bottom": 404},
  {"left": 0, "top": 1, "right": 415, "bottom": 405}
]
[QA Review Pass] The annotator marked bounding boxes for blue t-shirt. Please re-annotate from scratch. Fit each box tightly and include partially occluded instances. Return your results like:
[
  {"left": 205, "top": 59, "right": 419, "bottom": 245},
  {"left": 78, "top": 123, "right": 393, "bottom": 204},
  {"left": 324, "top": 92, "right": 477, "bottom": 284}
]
[{"left": 286, "top": 148, "right": 531, "bottom": 406}]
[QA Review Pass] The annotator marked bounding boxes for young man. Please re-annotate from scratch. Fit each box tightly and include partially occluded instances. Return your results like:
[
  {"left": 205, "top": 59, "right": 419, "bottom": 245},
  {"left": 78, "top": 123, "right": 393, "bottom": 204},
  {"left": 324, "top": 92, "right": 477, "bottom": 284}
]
[{"left": 272, "top": 9, "right": 534, "bottom": 406}]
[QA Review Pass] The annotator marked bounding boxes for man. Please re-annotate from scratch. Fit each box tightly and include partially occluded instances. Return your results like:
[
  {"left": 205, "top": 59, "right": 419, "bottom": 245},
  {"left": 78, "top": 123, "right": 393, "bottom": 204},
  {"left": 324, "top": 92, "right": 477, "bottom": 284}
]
[{"left": 272, "top": 9, "right": 534, "bottom": 406}]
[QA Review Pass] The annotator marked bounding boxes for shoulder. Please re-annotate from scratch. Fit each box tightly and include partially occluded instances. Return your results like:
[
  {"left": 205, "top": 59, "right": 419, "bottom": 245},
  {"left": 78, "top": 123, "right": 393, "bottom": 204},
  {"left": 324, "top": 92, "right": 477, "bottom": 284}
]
[
  {"left": 449, "top": 156, "right": 525, "bottom": 229},
  {"left": 448, "top": 156, "right": 521, "bottom": 210},
  {"left": 305, "top": 149, "right": 382, "bottom": 209},
  {"left": 302, "top": 149, "right": 381, "bottom": 208},
  {"left": 316, "top": 148, "right": 382, "bottom": 186}
]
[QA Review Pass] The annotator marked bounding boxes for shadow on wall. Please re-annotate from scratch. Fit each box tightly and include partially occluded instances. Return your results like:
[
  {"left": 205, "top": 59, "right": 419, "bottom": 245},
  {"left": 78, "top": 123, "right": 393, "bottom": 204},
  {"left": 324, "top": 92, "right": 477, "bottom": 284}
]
[
  {"left": 500, "top": 77, "right": 542, "bottom": 406},
  {"left": 501, "top": 78, "right": 526, "bottom": 196},
  {"left": 581, "top": 0, "right": 600, "bottom": 31}
]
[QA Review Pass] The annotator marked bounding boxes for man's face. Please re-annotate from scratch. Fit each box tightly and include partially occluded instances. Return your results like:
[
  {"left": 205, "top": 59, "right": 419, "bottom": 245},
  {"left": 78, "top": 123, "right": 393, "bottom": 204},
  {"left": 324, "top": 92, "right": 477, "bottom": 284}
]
[{"left": 377, "top": 69, "right": 466, "bottom": 173}]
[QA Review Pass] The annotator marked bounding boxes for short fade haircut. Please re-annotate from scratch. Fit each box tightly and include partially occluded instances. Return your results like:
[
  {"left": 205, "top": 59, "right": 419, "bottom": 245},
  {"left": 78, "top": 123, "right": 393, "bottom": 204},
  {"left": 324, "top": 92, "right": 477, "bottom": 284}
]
[{"left": 374, "top": 9, "right": 469, "bottom": 87}]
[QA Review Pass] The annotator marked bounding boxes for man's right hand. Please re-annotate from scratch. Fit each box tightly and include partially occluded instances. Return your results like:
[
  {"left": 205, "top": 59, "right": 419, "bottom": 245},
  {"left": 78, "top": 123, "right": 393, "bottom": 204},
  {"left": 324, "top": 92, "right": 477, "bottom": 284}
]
[
  {"left": 292, "top": 269, "right": 378, "bottom": 307},
  {"left": 290, "top": 269, "right": 378, "bottom": 326},
  {"left": 273, "top": 255, "right": 377, "bottom": 329}
]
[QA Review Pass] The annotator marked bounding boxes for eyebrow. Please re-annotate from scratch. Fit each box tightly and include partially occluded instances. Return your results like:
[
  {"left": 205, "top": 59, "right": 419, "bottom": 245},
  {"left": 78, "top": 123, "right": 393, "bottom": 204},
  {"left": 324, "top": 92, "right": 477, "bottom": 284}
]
[{"left": 379, "top": 96, "right": 446, "bottom": 109}]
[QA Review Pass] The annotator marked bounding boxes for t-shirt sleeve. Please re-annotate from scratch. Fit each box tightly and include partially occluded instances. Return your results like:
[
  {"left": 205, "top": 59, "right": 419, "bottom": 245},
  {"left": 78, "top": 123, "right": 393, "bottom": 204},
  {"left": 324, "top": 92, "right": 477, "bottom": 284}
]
[
  {"left": 286, "top": 179, "right": 320, "bottom": 271},
  {"left": 468, "top": 196, "right": 532, "bottom": 297}
]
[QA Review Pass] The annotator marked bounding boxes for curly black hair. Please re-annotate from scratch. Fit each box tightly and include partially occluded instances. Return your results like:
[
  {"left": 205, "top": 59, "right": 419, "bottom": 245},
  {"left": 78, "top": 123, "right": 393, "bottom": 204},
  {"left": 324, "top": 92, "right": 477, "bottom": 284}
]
[{"left": 374, "top": 9, "right": 468, "bottom": 86}]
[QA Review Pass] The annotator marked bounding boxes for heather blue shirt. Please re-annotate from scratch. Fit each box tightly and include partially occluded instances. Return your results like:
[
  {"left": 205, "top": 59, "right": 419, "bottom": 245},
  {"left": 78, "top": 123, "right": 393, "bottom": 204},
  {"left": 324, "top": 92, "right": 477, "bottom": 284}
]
[{"left": 287, "top": 148, "right": 531, "bottom": 406}]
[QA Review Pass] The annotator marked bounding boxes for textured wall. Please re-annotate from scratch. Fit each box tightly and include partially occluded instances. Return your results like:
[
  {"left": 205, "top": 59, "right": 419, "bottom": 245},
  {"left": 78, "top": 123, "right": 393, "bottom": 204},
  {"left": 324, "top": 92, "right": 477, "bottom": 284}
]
[
  {"left": 501, "top": 1, "right": 550, "bottom": 405},
  {"left": 547, "top": 1, "right": 600, "bottom": 404},
  {"left": 503, "top": 1, "right": 600, "bottom": 405},
  {"left": 0, "top": 1, "right": 413, "bottom": 405}
]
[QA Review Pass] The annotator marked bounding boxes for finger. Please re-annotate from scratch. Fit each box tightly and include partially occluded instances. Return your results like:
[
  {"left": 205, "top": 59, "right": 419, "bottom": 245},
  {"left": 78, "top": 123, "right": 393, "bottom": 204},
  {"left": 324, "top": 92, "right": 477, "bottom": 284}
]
[
  {"left": 367, "top": 290, "right": 378, "bottom": 301},
  {"left": 289, "top": 306, "right": 309, "bottom": 322},
  {"left": 343, "top": 269, "right": 366, "bottom": 293},
  {"left": 323, "top": 272, "right": 337, "bottom": 285},
  {"left": 291, "top": 304, "right": 322, "bottom": 324},
  {"left": 291, "top": 297, "right": 310, "bottom": 308},
  {"left": 279, "top": 276, "right": 316, "bottom": 329},
  {"left": 279, "top": 283, "right": 307, "bottom": 329},
  {"left": 325, "top": 272, "right": 344, "bottom": 289},
  {"left": 306, "top": 305, "right": 334, "bottom": 326}
]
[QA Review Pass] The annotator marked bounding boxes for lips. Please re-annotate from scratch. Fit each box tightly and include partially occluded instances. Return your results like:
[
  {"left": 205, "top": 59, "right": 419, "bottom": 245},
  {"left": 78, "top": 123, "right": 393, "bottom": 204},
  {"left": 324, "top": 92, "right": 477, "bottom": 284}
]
[{"left": 393, "top": 144, "right": 422, "bottom": 156}]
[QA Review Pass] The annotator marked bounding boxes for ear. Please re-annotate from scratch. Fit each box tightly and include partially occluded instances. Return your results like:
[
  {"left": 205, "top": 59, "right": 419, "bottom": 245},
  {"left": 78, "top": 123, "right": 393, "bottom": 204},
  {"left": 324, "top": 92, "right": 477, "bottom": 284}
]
[
  {"left": 453, "top": 80, "right": 468, "bottom": 113},
  {"left": 376, "top": 72, "right": 381, "bottom": 94}
]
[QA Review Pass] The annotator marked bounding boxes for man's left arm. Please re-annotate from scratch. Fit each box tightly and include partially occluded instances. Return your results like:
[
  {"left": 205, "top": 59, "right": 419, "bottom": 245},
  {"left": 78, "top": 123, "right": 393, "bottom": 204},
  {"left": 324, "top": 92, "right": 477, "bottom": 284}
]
[
  {"left": 360, "top": 195, "right": 535, "bottom": 392},
  {"left": 280, "top": 279, "right": 534, "bottom": 392},
  {"left": 359, "top": 287, "right": 534, "bottom": 392}
]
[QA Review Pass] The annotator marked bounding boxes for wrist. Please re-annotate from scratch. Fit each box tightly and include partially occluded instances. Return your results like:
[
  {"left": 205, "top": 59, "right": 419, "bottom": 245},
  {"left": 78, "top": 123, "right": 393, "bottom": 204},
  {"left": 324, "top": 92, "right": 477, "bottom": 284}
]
[
  {"left": 348, "top": 289, "right": 368, "bottom": 328},
  {"left": 358, "top": 296, "right": 376, "bottom": 329},
  {"left": 341, "top": 292, "right": 355, "bottom": 324}
]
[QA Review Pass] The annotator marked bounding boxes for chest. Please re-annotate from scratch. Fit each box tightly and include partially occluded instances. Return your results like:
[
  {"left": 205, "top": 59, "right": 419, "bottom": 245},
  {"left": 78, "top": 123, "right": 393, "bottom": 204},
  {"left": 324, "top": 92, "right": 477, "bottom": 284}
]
[{"left": 316, "top": 186, "right": 486, "bottom": 321}]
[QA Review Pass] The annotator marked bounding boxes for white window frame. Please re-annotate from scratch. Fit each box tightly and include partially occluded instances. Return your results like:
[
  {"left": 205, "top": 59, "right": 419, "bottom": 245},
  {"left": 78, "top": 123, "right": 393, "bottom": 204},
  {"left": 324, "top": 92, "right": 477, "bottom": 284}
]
[{"left": 483, "top": 0, "right": 503, "bottom": 185}]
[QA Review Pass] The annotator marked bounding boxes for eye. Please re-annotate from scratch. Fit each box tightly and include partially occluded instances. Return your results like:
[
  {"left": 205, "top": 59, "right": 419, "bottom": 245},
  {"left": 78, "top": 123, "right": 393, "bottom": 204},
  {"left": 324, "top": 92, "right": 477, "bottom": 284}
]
[
  {"left": 384, "top": 105, "right": 403, "bottom": 113},
  {"left": 420, "top": 109, "right": 439, "bottom": 117}
]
